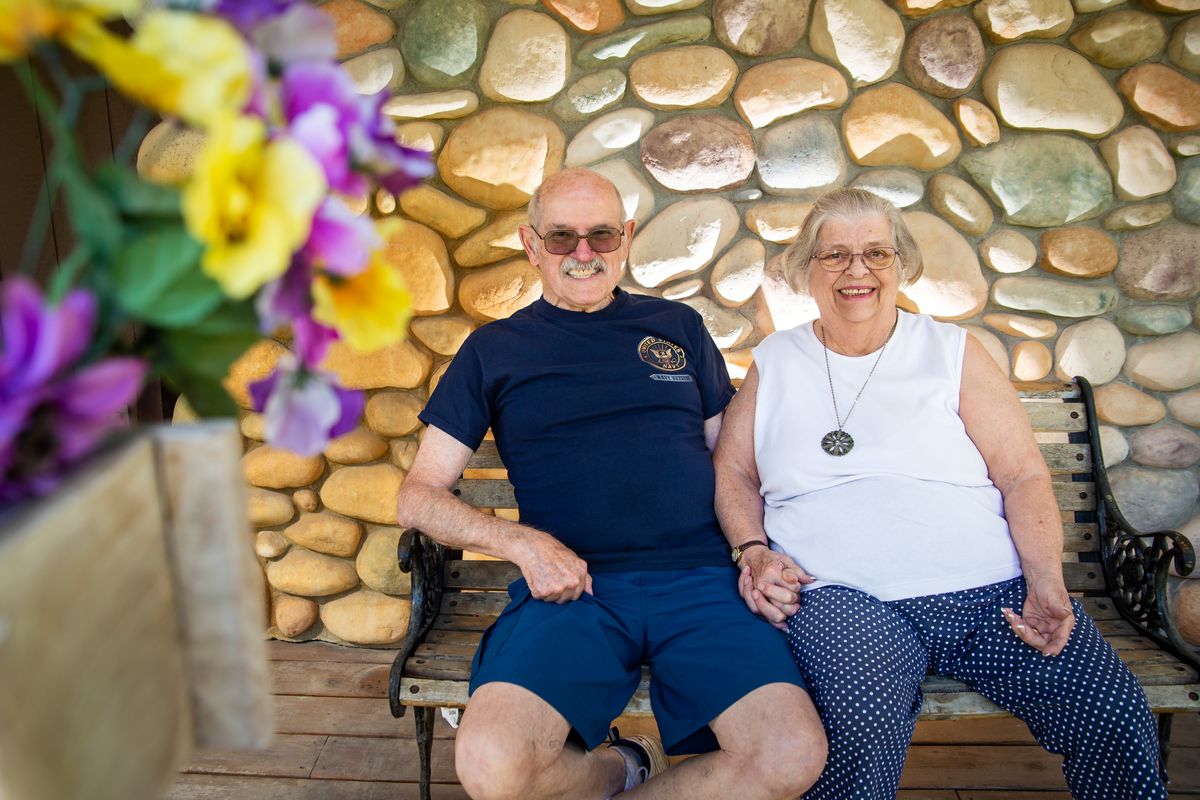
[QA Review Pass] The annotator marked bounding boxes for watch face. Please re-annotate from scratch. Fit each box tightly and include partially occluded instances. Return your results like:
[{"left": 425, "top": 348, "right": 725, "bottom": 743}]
[{"left": 731, "top": 548, "right": 740, "bottom": 563}]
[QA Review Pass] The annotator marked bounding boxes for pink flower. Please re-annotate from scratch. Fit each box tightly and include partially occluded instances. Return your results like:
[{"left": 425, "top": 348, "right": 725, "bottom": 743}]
[{"left": 248, "top": 359, "right": 362, "bottom": 457}]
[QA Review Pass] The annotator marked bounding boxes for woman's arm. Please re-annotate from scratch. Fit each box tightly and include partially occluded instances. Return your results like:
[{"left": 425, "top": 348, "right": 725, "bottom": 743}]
[
  {"left": 714, "top": 365, "right": 813, "bottom": 629},
  {"left": 959, "top": 336, "right": 1074, "bottom": 656}
]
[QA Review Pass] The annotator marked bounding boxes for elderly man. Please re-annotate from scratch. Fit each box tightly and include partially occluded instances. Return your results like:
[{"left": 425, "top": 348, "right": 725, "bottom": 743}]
[{"left": 395, "top": 168, "right": 825, "bottom": 800}]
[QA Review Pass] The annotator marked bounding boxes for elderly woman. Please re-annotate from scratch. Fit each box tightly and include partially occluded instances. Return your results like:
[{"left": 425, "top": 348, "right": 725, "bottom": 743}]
[{"left": 713, "top": 188, "right": 1165, "bottom": 800}]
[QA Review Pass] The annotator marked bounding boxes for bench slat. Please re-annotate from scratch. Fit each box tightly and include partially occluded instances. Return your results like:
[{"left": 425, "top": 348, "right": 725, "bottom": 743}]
[
  {"left": 1021, "top": 401, "right": 1087, "bottom": 433},
  {"left": 1037, "top": 443, "right": 1092, "bottom": 473}
]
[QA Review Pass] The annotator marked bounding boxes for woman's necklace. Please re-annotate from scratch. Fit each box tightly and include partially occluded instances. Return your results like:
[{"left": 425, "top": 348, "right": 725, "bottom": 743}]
[{"left": 818, "top": 316, "right": 899, "bottom": 456}]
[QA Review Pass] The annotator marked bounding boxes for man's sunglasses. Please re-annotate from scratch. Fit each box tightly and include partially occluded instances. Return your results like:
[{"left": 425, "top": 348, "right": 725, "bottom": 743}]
[{"left": 532, "top": 226, "right": 624, "bottom": 255}]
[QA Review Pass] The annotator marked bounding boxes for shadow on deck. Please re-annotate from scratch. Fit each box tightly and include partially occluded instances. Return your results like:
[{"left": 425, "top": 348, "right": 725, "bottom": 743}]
[{"left": 165, "top": 640, "right": 1200, "bottom": 799}]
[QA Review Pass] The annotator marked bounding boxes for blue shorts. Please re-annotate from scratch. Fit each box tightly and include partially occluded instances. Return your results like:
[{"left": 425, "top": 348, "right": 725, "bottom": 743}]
[{"left": 468, "top": 566, "right": 807, "bottom": 755}]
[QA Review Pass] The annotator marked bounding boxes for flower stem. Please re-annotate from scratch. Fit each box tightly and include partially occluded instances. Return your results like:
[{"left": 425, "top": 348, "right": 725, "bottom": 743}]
[
  {"left": 47, "top": 244, "right": 93, "bottom": 304},
  {"left": 113, "top": 107, "right": 152, "bottom": 167}
]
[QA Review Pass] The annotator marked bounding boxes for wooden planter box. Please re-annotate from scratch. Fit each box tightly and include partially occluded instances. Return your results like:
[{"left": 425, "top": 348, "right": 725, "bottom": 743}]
[{"left": 0, "top": 422, "right": 273, "bottom": 800}]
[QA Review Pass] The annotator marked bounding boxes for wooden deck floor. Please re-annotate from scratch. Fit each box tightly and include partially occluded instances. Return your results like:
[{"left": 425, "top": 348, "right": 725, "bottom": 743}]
[{"left": 165, "top": 640, "right": 1200, "bottom": 799}]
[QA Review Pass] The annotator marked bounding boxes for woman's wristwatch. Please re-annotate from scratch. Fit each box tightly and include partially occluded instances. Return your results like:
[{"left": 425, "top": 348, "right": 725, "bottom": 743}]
[{"left": 731, "top": 540, "right": 768, "bottom": 565}]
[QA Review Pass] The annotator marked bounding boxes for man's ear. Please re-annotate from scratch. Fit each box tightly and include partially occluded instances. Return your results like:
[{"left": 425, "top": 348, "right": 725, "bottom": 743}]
[{"left": 517, "top": 224, "right": 540, "bottom": 264}]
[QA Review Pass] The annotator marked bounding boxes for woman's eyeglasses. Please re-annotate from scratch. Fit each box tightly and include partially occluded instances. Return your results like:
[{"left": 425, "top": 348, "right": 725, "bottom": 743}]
[
  {"left": 533, "top": 227, "right": 624, "bottom": 255},
  {"left": 811, "top": 247, "right": 898, "bottom": 272}
]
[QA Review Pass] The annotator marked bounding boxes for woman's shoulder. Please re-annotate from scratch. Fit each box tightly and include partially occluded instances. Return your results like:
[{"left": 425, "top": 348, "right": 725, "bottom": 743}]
[
  {"left": 901, "top": 310, "right": 965, "bottom": 344},
  {"left": 753, "top": 321, "right": 814, "bottom": 361}
]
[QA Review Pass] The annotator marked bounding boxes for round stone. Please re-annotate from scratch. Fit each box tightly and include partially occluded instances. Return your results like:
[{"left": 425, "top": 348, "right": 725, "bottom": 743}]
[
  {"left": 1168, "top": 388, "right": 1200, "bottom": 426},
  {"left": 400, "top": 0, "right": 488, "bottom": 87},
  {"left": 565, "top": 108, "right": 655, "bottom": 167},
  {"left": 320, "top": 589, "right": 412, "bottom": 645},
  {"left": 983, "top": 313, "right": 1057, "bottom": 338},
  {"left": 479, "top": 10, "right": 569, "bottom": 103},
  {"left": 225, "top": 339, "right": 287, "bottom": 409},
  {"left": 382, "top": 90, "right": 479, "bottom": 120},
  {"left": 590, "top": 159, "right": 656, "bottom": 226},
  {"left": 991, "top": 276, "right": 1118, "bottom": 317},
  {"left": 1103, "top": 202, "right": 1174, "bottom": 230},
  {"left": 1068, "top": 10, "right": 1165, "bottom": 68},
  {"left": 1117, "top": 63, "right": 1200, "bottom": 132},
  {"left": 953, "top": 98, "right": 1001, "bottom": 147},
  {"left": 273, "top": 595, "right": 318, "bottom": 638},
  {"left": 1175, "top": 158, "right": 1200, "bottom": 225},
  {"left": 437, "top": 108, "right": 565, "bottom": 209},
  {"left": 1173, "top": 582, "right": 1200, "bottom": 644},
  {"left": 242, "top": 447, "right": 325, "bottom": 490},
  {"left": 842, "top": 83, "right": 962, "bottom": 171},
  {"left": 714, "top": 0, "right": 811, "bottom": 56},
  {"left": 809, "top": 0, "right": 905, "bottom": 87},
  {"left": 1099, "top": 126, "right": 1177, "bottom": 201},
  {"left": 256, "top": 530, "right": 289, "bottom": 559},
  {"left": 1012, "top": 340, "right": 1052, "bottom": 381},
  {"left": 398, "top": 187, "right": 486, "bottom": 240},
  {"left": 248, "top": 489, "right": 295, "bottom": 527},
  {"left": 458, "top": 259, "right": 543, "bottom": 321},
  {"left": 1173, "top": 136, "right": 1200, "bottom": 157},
  {"left": 283, "top": 512, "right": 363, "bottom": 558},
  {"left": 365, "top": 390, "right": 424, "bottom": 436},
  {"left": 744, "top": 201, "right": 814, "bottom": 243},
  {"left": 895, "top": 0, "right": 973, "bottom": 14},
  {"left": 661, "top": 279, "right": 704, "bottom": 300},
  {"left": 266, "top": 549, "right": 359, "bottom": 597},
  {"left": 382, "top": 221, "right": 453, "bottom": 316},
  {"left": 410, "top": 316, "right": 476, "bottom": 357},
  {"left": 850, "top": 170, "right": 924, "bottom": 208},
  {"left": 1124, "top": 330, "right": 1200, "bottom": 391},
  {"left": 1094, "top": 382, "right": 1167, "bottom": 425},
  {"left": 1131, "top": 425, "right": 1200, "bottom": 468},
  {"left": 326, "top": 0, "right": 396, "bottom": 58},
  {"left": 391, "top": 440, "right": 419, "bottom": 471},
  {"left": 575, "top": 16, "right": 713, "bottom": 69},
  {"left": 980, "top": 230, "right": 1037, "bottom": 273},
  {"left": 320, "top": 463, "right": 406, "bottom": 525},
  {"left": 323, "top": 340, "right": 432, "bottom": 390},
  {"left": 629, "top": 45, "right": 738, "bottom": 110},
  {"left": 712, "top": 238, "right": 767, "bottom": 307},
  {"left": 543, "top": 0, "right": 625, "bottom": 34},
  {"left": 733, "top": 58, "right": 848, "bottom": 129},
  {"left": 293, "top": 489, "right": 320, "bottom": 513},
  {"left": 137, "top": 121, "right": 205, "bottom": 184},
  {"left": 963, "top": 325, "right": 1010, "bottom": 375},
  {"left": 681, "top": 297, "right": 752, "bottom": 349},
  {"left": 342, "top": 48, "right": 404, "bottom": 95},
  {"left": 757, "top": 116, "right": 847, "bottom": 196},
  {"left": 974, "top": 0, "right": 1074, "bottom": 43},
  {"left": 927, "top": 173, "right": 994, "bottom": 236},
  {"left": 1108, "top": 465, "right": 1199, "bottom": 531},
  {"left": 903, "top": 15, "right": 985, "bottom": 98},
  {"left": 1116, "top": 225, "right": 1200, "bottom": 302},
  {"left": 1169, "top": 16, "right": 1200, "bottom": 76},
  {"left": 1074, "top": 0, "right": 1126, "bottom": 12},
  {"left": 356, "top": 526, "right": 413, "bottom": 595},
  {"left": 640, "top": 115, "right": 755, "bottom": 193},
  {"left": 982, "top": 44, "right": 1124, "bottom": 138},
  {"left": 1143, "top": 0, "right": 1200, "bottom": 12},
  {"left": 553, "top": 69, "right": 626, "bottom": 121},
  {"left": 901, "top": 212, "right": 989, "bottom": 320},
  {"left": 453, "top": 211, "right": 527, "bottom": 268},
  {"left": 626, "top": 0, "right": 705, "bottom": 12},
  {"left": 960, "top": 134, "right": 1112, "bottom": 227},
  {"left": 324, "top": 428, "right": 388, "bottom": 465},
  {"left": 1053, "top": 318, "right": 1126, "bottom": 384},
  {"left": 1099, "top": 425, "right": 1129, "bottom": 468},
  {"left": 1116, "top": 305, "right": 1193, "bottom": 336},
  {"left": 1040, "top": 227, "right": 1118, "bottom": 279},
  {"left": 628, "top": 197, "right": 740, "bottom": 287}
]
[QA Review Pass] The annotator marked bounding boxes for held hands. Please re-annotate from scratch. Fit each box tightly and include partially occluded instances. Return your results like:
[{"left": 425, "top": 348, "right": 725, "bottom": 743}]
[
  {"left": 515, "top": 531, "right": 593, "bottom": 603},
  {"left": 737, "top": 547, "right": 816, "bottom": 631},
  {"left": 1002, "top": 575, "right": 1076, "bottom": 657}
]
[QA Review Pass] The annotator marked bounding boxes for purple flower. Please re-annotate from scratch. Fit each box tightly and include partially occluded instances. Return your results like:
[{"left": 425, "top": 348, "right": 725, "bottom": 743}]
[
  {"left": 254, "top": 2, "right": 337, "bottom": 66},
  {"left": 350, "top": 93, "right": 436, "bottom": 194},
  {"left": 249, "top": 360, "right": 363, "bottom": 456},
  {"left": 0, "top": 278, "right": 146, "bottom": 505},
  {"left": 282, "top": 61, "right": 365, "bottom": 194},
  {"left": 213, "top": 0, "right": 295, "bottom": 35},
  {"left": 304, "top": 198, "right": 378, "bottom": 277}
]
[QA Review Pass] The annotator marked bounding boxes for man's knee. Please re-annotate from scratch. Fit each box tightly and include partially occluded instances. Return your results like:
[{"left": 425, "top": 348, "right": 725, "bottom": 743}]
[
  {"left": 718, "top": 684, "right": 829, "bottom": 798},
  {"left": 455, "top": 724, "right": 538, "bottom": 800},
  {"left": 751, "top": 715, "right": 828, "bottom": 797}
]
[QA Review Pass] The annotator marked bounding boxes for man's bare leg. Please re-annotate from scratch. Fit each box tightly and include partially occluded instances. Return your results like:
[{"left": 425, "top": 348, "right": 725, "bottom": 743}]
[
  {"left": 624, "top": 682, "right": 827, "bottom": 800},
  {"left": 455, "top": 682, "right": 627, "bottom": 800}
]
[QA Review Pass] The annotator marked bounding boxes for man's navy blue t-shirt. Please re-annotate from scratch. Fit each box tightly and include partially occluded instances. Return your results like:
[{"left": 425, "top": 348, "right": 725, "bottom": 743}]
[{"left": 418, "top": 289, "right": 736, "bottom": 572}]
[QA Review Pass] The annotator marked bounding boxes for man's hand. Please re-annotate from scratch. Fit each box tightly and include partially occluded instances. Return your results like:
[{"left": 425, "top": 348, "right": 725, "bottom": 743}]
[
  {"left": 737, "top": 547, "right": 815, "bottom": 631},
  {"left": 514, "top": 531, "right": 593, "bottom": 603},
  {"left": 1003, "top": 576, "right": 1075, "bottom": 657}
]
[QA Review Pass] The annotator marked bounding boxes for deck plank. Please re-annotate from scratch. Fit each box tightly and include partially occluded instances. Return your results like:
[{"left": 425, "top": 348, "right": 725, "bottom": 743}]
[
  {"left": 180, "top": 735, "right": 326, "bottom": 779},
  {"left": 164, "top": 774, "right": 469, "bottom": 799},
  {"left": 312, "top": 735, "right": 458, "bottom": 782}
]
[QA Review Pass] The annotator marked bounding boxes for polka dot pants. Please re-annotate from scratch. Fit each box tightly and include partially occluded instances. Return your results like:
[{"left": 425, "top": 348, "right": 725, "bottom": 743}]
[{"left": 786, "top": 577, "right": 1165, "bottom": 800}]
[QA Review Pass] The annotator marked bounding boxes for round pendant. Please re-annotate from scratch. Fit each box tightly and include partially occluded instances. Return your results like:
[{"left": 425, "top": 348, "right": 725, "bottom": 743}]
[{"left": 821, "top": 429, "right": 854, "bottom": 456}]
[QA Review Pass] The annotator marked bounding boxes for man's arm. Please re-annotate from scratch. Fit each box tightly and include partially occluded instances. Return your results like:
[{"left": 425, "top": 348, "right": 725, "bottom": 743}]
[
  {"left": 396, "top": 425, "right": 592, "bottom": 602},
  {"left": 704, "top": 411, "right": 723, "bottom": 451},
  {"left": 959, "top": 335, "right": 1074, "bottom": 656}
]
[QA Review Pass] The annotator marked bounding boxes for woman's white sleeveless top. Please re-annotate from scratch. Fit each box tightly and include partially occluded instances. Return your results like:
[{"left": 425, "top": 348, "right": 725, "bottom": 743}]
[{"left": 752, "top": 311, "right": 1021, "bottom": 601}]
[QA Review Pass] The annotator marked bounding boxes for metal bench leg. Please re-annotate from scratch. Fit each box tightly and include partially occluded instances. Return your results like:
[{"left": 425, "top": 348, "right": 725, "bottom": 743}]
[
  {"left": 1159, "top": 713, "right": 1174, "bottom": 785},
  {"left": 415, "top": 706, "right": 435, "bottom": 800}
]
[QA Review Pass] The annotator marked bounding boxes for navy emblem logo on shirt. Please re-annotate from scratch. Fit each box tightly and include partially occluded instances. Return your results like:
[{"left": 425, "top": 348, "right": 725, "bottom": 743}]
[{"left": 637, "top": 337, "right": 687, "bottom": 371}]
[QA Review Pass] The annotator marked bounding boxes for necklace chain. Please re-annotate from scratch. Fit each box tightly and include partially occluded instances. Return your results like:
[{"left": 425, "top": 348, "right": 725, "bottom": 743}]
[{"left": 820, "top": 316, "right": 899, "bottom": 434}]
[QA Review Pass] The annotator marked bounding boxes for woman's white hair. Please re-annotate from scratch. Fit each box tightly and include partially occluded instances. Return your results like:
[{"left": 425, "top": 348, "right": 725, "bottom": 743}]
[{"left": 781, "top": 188, "right": 924, "bottom": 293}]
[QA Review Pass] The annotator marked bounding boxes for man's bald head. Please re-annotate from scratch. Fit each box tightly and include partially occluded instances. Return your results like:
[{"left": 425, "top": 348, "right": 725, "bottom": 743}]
[{"left": 527, "top": 169, "right": 626, "bottom": 231}]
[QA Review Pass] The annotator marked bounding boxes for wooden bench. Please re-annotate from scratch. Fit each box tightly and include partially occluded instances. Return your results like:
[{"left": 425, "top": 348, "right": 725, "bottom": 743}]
[{"left": 388, "top": 377, "right": 1200, "bottom": 800}]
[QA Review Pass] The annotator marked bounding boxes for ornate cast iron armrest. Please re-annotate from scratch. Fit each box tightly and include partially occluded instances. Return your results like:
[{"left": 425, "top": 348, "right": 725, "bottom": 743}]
[
  {"left": 389, "top": 529, "right": 447, "bottom": 717},
  {"left": 1077, "top": 377, "right": 1199, "bottom": 670}
]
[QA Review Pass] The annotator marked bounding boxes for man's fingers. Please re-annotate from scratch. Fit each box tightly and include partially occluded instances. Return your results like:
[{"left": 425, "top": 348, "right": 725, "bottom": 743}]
[
  {"left": 584, "top": 574, "right": 594, "bottom": 596},
  {"left": 754, "top": 593, "right": 787, "bottom": 623},
  {"left": 758, "top": 583, "right": 799, "bottom": 606}
]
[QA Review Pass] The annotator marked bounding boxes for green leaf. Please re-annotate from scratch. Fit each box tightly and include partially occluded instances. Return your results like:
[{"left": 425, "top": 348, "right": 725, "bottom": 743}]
[
  {"left": 160, "top": 299, "right": 261, "bottom": 395},
  {"left": 162, "top": 371, "right": 239, "bottom": 417},
  {"left": 97, "top": 164, "right": 183, "bottom": 219},
  {"left": 111, "top": 224, "right": 221, "bottom": 328},
  {"left": 61, "top": 163, "right": 123, "bottom": 258}
]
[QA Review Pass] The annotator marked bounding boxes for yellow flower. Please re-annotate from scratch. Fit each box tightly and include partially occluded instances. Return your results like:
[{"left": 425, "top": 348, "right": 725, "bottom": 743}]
[
  {"left": 312, "top": 233, "right": 413, "bottom": 353},
  {"left": 0, "top": 0, "right": 141, "bottom": 63},
  {"left": 183, "top": 116, "right": 325, "bottom": 299}
]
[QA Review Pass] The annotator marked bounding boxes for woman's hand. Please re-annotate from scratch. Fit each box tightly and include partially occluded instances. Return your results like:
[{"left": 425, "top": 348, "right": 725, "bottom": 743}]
[
  {"left": 737, "top": 547, "right": 815, "bottom": 631},
  {"left": 1002, "top": 576, "right": 1075, "bottom": 656}
]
